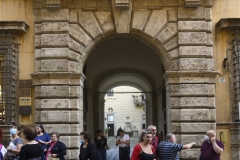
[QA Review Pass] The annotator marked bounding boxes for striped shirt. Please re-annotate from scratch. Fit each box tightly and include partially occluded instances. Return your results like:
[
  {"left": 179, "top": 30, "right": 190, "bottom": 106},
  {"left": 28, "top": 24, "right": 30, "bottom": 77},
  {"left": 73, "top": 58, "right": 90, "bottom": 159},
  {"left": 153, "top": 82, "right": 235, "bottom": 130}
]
[{"left": 157, "top": 141, "right": 183, "bottom": 160}]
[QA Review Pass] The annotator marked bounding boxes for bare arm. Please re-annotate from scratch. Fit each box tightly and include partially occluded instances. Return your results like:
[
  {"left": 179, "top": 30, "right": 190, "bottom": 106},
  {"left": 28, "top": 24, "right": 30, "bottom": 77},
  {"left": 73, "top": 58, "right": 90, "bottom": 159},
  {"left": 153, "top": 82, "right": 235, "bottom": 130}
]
[
  {"left": 211, "top": 136, "right": 223, "bottom": 154},
  {"left": 182, "top": 142, "right": 196, "bottom": 150}
]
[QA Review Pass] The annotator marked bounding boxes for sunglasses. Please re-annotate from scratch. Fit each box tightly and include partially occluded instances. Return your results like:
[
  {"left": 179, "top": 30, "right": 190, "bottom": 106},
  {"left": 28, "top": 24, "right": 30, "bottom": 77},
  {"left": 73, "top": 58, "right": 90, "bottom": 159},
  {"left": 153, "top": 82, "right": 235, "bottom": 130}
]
[{"left": 146, "top": 136, "right": 153, "bottom": 138}]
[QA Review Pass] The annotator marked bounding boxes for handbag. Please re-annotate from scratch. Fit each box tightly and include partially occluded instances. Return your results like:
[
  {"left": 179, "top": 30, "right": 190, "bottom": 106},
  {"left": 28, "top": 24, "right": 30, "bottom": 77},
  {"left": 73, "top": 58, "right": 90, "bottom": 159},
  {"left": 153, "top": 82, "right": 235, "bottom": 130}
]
[
  {"left": 47, "top": 154, "right": 59, "bottom": 160},
  {"left": 5, "top": 152, "right": 17, "bottom": 160}
]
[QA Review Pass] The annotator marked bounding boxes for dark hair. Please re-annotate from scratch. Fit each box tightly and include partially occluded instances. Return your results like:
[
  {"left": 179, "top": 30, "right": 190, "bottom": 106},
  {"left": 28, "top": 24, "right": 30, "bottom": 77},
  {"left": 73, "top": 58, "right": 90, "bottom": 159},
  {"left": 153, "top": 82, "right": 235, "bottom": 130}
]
[
  {"left": 11, "top": 124, "right": 21, "bottom": 131},
  {"left": 97, "top": 130, "right": 102, "bottom": 134},
  {"left": 139, "top": 131, "right": 152, "bottom": 142},
  {"left": 80, "top": 131, "right": 92, "bottom": 142},
  {"left": 23, "top": 126, "right": 37, "bottom": 141},
  {"left": 35, "top": 124, "right": 45, "bottom": 133},
  {"left": 50, "top": 132, "right": 60, "bottom": 139}
]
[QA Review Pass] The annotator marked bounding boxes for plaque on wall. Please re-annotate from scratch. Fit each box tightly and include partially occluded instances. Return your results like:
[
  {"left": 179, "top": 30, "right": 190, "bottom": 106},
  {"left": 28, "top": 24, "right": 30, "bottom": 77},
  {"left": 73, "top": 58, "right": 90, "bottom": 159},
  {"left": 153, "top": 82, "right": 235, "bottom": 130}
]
[
  {"left": 19, "top": 97, "right": 31, "bottom": 106},
  {"left": 19, "top": 106, "right": 31, "bottom": 115}
]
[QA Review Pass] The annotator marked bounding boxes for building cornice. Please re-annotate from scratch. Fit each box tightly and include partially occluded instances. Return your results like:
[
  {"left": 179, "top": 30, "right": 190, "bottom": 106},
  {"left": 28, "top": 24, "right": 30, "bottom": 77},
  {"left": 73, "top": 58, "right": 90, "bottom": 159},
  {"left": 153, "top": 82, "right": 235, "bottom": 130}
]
[
  {"left": 0, "top": 21, "right": 28, "bottom": 34},
  {"left": 217, "top": 18, "right": 240, "bottom": 30}
]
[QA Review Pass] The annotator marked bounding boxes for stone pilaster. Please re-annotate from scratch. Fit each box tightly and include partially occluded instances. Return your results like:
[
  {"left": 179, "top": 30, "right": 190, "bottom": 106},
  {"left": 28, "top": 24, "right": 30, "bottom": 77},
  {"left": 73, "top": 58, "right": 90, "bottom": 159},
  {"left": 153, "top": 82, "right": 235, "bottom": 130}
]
[
  {"left": 99, "top": 99, "right": 105, "bottom": 131},
  {"left": 164, "top": 71, "right": 217, "bottom": 159},
  {"left": 32, "top": 6, "right": 85, "bottom": 159}
]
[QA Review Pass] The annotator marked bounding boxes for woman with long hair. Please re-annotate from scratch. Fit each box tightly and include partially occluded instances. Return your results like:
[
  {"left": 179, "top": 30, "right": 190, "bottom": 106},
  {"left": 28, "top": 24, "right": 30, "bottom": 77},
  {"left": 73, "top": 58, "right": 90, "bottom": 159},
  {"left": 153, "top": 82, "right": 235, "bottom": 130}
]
[
  {"left": 19, "top": 126, "right": 42, "bottom": 160},
  {"left": 4, "top": 125, "right": 24, "bottom": 160},
  {"left": 35, "top": 124, "right": 51, "bottom": 160},
  {"left": 116, "top": 128, "right": 130, "bottom": 160},
  {"left": 131, "top": 131, "right": 155, "bottom": 160}
]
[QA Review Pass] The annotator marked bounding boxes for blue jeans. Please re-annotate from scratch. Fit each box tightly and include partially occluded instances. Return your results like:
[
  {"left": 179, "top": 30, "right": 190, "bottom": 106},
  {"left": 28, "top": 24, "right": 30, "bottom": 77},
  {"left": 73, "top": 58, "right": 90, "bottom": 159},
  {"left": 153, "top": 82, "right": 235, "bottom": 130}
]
[{"left": 97, "top": 148, "right": 106, "bottom": 160}]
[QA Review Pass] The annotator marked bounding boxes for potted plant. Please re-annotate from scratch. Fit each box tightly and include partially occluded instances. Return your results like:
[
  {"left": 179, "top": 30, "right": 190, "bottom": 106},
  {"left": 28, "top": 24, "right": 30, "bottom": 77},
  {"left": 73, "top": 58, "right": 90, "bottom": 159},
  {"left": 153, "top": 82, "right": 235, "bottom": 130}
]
[{"left": 104, "top": 128, "right": 108, "bottom": 136}]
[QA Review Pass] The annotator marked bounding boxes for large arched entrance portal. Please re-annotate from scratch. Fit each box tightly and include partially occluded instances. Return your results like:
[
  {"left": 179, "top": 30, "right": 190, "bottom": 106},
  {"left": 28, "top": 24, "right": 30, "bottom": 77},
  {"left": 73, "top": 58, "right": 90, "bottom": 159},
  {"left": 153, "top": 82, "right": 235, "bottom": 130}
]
[
  {"left": 84, "top": 38, "right": 165, "bottom": 137},
  {"left": 32, "top": 1, "right": 216, "bottom": 159}
]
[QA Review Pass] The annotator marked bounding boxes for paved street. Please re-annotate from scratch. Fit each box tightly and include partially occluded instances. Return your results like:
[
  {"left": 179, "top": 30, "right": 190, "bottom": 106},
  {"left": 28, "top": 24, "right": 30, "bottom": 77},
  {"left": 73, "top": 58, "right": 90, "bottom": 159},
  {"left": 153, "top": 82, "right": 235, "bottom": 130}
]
[{"left": 106, "top": 136, "right": 139, "bottom": 160}]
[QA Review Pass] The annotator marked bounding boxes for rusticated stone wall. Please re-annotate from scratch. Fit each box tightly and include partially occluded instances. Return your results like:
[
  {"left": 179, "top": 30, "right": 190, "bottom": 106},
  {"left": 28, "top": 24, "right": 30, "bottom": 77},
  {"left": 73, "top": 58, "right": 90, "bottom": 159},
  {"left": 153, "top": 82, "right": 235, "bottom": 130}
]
[{"left": 32, "top": 0, "right": 216, "bottom": 159}]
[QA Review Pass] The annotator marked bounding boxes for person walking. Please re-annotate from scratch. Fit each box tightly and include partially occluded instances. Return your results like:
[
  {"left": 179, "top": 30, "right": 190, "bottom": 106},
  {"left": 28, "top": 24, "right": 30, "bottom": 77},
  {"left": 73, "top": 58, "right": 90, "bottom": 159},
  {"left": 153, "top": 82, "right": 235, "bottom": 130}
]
[
  {"left": 78, "top": 131, "right": 96, "bottom": 160},
  {"left": 19, "top": 126, "right": 42, "bottom": 160},
  {"left": 131, "top": 131, "right": 155, "bottom": 160},
  {"left": 35, "top": 124, "right": 51, "bottom": 160},
  {"left": 95, "top": 130, "right": 107, "bottom": 160},
  {"left": 116, "top": 128, "right": 130, "bottom": 160},
  {"left": 197, "top": 130, "right": 224, "bottom": 160},
  {"left": 158, "top": 133, "right": 196, "bottom": 160}
]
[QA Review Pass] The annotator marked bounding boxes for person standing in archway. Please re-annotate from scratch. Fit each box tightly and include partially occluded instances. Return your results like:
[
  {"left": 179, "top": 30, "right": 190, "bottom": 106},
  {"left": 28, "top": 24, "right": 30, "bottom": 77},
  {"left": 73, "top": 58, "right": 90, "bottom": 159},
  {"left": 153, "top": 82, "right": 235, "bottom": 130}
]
[
  {"left": 116, "top": 128, "right": 130, "bottom": 160},
  {"left": 148, "top": 125, "right": 159, "bottom": 158},
  {"left": 95, "top": 130, "right": 107, "bottom": 160}
]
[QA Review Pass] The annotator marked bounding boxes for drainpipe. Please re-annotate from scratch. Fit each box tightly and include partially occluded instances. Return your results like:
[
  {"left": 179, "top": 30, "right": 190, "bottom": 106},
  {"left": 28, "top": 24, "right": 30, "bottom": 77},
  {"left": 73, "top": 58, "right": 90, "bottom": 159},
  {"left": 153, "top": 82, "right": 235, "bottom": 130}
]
[{"left": 233, "top": 28, "right": 240, "bottom": 122}]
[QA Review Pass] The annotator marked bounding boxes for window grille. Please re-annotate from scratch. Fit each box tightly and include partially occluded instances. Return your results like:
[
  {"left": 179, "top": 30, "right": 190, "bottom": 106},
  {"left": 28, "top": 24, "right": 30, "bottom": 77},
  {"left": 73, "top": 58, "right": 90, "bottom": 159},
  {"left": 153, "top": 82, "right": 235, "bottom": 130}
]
[
  {"left": 0, "top": 32, "right": 17, "bottom": 124},
  {"left": 233, "top": 29, "right": 240, "bottom": 122}
]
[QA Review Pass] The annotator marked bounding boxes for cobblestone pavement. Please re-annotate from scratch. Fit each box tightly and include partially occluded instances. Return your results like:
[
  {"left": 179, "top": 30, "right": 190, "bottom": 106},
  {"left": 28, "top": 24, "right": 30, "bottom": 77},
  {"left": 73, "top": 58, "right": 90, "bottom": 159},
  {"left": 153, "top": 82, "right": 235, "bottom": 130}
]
[{"left": 106, "top": 136, "right": 139, "bottom": 160}]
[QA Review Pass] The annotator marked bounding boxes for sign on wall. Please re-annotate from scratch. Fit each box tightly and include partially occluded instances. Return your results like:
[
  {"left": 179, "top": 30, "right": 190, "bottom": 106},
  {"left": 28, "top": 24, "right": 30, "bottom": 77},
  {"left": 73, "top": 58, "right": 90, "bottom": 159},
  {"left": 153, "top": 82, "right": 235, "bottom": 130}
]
[{"left": 19, "top": 97, "right": 31, "bottom": 106}]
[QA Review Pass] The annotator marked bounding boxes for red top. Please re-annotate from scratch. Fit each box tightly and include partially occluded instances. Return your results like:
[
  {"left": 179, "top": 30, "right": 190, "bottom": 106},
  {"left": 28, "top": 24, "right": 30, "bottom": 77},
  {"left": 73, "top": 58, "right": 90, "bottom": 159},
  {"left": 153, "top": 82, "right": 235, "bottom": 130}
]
[
  {"left": 150, "top": 136, "right": 158, "bottom": 157},
  {"left": 131, "top": 143, "right": 154, "bottom": 160}
]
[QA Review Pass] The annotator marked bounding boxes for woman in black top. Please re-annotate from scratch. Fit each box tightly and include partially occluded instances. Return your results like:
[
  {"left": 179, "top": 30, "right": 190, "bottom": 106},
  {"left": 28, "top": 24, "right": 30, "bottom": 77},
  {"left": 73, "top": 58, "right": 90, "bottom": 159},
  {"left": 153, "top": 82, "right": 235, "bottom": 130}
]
[
  {"left": 94, "top": 130, "right": 107, "bottom": 160},
  {"left": 45, "top": 132, "right": 66, "bottom": 160},
  {"left": 19, "top": 126, "right": 42, "bottom": 160},
  {"left": 79, "top": 131, "right": 96, "bottom": 160}
]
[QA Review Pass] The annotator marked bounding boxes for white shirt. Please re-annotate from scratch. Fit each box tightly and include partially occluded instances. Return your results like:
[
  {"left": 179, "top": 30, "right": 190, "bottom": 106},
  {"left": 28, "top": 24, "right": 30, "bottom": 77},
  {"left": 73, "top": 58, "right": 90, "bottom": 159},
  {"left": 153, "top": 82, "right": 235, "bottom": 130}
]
[
  {"left": 1, "top": 145, "right": 7, "bottom": 157},
  {"left": 117, "top": 134, "right": 130, "bottom": 147}
]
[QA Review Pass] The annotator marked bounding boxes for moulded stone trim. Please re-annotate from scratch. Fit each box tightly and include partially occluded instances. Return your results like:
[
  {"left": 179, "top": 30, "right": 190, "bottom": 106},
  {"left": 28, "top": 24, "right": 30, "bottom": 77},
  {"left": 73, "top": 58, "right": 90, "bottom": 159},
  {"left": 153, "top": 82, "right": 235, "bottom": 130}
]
[
  {"left": 78, "top": 11, "right": 103, "bottom": 39},
  {"left": 41, "top": 9, "right": 69, "bottom": 22},
  {"left": 131, "top": 11, "right": 151, "bottom": 32},
  {"left": 35, "top": 35, "right": 41, "bottom": 48},
  {"left": 155, "top": 23, "right": 178, "bottom": 44},
  {"left": 35, "top": 24, "right": 41, "bottom": 35},
  {"left": 179, "top": 46, "right": 213, "bottom": 58},
  {"left": 181, "top": 123, "right": 216, "bottom": 132},
  {"left": 95, "top": 12, "right": 115, "bottom": 33},
  {"left": 168, "top": 10, "right": 178, "bottom": 22},
  {"left": 144, "top": 10, "right": 168, "bottom": 38}
]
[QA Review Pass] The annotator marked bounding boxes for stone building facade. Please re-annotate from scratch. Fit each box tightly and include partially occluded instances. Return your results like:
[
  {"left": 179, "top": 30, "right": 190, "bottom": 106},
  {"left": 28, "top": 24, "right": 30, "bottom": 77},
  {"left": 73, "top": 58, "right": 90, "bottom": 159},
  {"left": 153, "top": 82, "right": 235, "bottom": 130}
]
[{"left": 0, "top": 0, "right": 240, "bottom": 159}]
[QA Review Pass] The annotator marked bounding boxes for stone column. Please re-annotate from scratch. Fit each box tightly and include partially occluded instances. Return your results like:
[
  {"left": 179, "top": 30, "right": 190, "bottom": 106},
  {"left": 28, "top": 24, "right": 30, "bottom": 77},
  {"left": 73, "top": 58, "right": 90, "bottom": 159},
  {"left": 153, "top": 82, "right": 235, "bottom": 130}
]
[
  {"left": 99, "top": 98, "right": 105, "bottom": 131},
  {"left": 145, "top": 96, "right": 153, "bottom": 128}
]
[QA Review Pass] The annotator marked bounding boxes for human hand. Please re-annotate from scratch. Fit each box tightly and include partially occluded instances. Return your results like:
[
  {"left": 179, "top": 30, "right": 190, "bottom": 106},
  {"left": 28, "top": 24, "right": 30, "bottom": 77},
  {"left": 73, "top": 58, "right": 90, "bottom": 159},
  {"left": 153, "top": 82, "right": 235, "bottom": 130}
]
[
  {"left": 44, "top": 149, "right": 47, "bottom": 153},
  {"left": 51, "top": 154, "right": 57, "bottom": 157},
  {"left": 39, "top": 140, "right": 44, "bottom": 144},
  {"left": 210, "top": 136, "right": 216, "bottom": 143}
]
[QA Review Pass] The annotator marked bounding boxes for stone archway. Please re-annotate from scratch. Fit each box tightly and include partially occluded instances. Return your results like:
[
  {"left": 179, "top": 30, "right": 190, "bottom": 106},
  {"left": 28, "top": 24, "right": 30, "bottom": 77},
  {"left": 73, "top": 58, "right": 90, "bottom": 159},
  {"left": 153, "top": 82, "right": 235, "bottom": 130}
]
[{"left": 32, "top": 0, "right": 216, "bottom": 159}]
